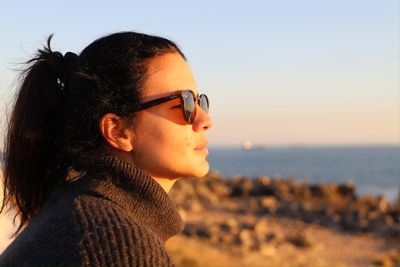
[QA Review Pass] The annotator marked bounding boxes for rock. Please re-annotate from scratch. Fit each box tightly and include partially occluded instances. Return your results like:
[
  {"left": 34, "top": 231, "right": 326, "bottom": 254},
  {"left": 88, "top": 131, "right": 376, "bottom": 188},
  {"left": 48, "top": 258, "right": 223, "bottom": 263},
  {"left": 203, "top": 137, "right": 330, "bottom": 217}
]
[
  {"left": 171, "top": 193, "right": 186, "bottom": 207},
  {"left": 310, "top": 184, "right": 324, "bottom": 198},
  {"left": 340, "top": 212, "right": 358, "bottom": 231},
  {"left": 182, "top": 223, "right": 197, "bottom": 237},
  {"left": 247, "top": 198, "right": 260, "bottom": 213},
  {"left": 223, "top": 199, "right": 246, "bottom": 213},
  {"left": 286, "top": 232, "right": 313, "bottom": 248},
  {"left": 258, "top": 176, "right": 272, "bottom": 186},
  {"left": 171, "top": 175, "right": 400, "bottom": 239},
  {"left": 228, "top": 177, "right": 252, "bottom": 197},
  {"left": 180, "top": 257, "right": 199, "bottom": 267},
  {"left": 208, "top": 222, "right": 222, "bottom": 245},
  {"left": 368, "top": 210, "right": 381, "bottom": 221},
  {"left": 222, "top": 233, "right": 239, "bottom": 246},
  {"left": 208, "top": 182, "right": 230, "bottom": 198},
  {"left": 389, "top": 249, "right": 400, "bottom": 263},
  {"left": 270, "top": 230, "right": 286, "bottom": 245},
  {"left": 218, "top": 222, "right": 231, "bottom": 233},
  {"left": 259, "top": 196, "right": 278, "bottom": 213},
  {"left": 196, "top": 226, "right": 211, "bottom": 240},
  {"left": 189, "top": 199, "right": 203, "bottom": 213},
  {"left": 194, "top": 183, "right": 214, "bottom": 203},
  {"left": 239, "top": 229, "right": 259, "bottom": 252},
  {"left": 301, "top": 201, "right": 314, "bottom": 213},
  {"left": 337, "top": 182, "right": 355, "bottom": 198},
  {"left": 372, "top": 256, "right": 394, "bottom": 267},
  {"left": 239, "top": 220, "right": 254, "bottom": 231},
  {"left": 387, "top": 209, "right": 400, "bottom": 223},
  {"left": 250, "top": 176, "right": 274, "bottom": 196},
  {"left": 358, "top": 195, "right": 380, "bottom": 210},
  {"left": 178, "top": 208, "right": 187, "bottom": 221},
  {"left": 259, "top": 243, "right": 277, "bottom": 257},
  {"left": 272, "top": 181, "right": 291, "bottom": 200},
  {"left": 331, "top": 213, "right": 342, "bottom": 224},
  {"left": 264, "top": 232, "right": 276, "bottom": 243},
  {"left": 206, "top": 170, "right": 223, "bottom": 180},
  {"left": 208, "top": 221, "right": 241, "bottom": 247},
  {"left": 308, "top": 183, "right": 338, "bottom": 199},
  {"left": 355, "top": 204, "right": 369, "bottom": 220},
  {"left": 322, "top": 184, "right": 339, "bottom": 198},
  {"left": 358, "top": 219, "right": 369, "bottom": 231},
  {"left": 296, "top": 185, "right": 312, "bottom": 199},
  {"left": 288, "top": 202, "right": 301, "bottom": 214},
  {"left": 385, "top": 215, "right": 395, "bottom": 226},
  {"left": 378, "top": 196, "right": 389, "bottom": 213},
  {"left": 226, "top": 218, "right": 240, "bottom": 234},
  {"left": 254, "top": 218, "right": 269, "bottom": 240}
]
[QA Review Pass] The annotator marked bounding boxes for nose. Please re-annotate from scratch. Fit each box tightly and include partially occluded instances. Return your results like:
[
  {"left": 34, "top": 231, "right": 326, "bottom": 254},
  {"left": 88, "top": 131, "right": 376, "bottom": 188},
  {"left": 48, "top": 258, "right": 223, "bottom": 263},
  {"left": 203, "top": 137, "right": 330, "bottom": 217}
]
[{"left": 192, "top": 104, "right": 213, "bottom": 132}]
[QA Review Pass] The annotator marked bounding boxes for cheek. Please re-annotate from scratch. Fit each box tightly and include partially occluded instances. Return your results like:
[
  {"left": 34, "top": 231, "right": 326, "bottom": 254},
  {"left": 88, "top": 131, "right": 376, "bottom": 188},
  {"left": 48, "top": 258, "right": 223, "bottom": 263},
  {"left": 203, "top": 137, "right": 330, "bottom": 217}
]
[
  {"left": 184, "top": 135, "right": 193, "bottom": 149},
  {"left": 137, "top": 116, "right": 193, "bottom": 159},
  {"left": 160, "top": 126, "right": 193, "bottom": 157},
  {"left": 132, "top": 117, "right": 209, "bottom": 178},
  {"left": 130, "top": 110, "right": 205, "bottom": 178}
]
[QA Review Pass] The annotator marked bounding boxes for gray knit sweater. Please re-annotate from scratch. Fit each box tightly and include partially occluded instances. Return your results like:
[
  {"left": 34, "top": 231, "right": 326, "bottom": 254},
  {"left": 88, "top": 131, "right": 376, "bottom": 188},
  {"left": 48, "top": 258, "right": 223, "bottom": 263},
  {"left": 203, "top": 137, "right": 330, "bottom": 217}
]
[{"left": 0, "top": 155, "right": 184, "bottom": 266}]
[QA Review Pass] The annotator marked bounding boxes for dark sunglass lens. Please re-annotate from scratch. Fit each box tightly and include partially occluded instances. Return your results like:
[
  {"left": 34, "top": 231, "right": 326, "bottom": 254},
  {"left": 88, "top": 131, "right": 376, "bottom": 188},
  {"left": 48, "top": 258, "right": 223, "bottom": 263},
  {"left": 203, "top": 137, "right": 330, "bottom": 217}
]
[
  {"left": 182, "top": 91, "right": 195, "bottom": 123},
  {"left": 199, "top": 94, "right": 209, "bottom": 113}
]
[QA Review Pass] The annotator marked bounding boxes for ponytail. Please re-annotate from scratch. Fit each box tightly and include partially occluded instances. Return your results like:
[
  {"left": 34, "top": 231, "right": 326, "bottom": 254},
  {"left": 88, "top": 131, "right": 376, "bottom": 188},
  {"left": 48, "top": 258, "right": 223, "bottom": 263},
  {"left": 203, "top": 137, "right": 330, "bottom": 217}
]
[
  {"left": 1, "top": 32, "right": 186, "bottom": 236},
  {"left": 1, "top": 35, "right": 78, "bottom": 235}
]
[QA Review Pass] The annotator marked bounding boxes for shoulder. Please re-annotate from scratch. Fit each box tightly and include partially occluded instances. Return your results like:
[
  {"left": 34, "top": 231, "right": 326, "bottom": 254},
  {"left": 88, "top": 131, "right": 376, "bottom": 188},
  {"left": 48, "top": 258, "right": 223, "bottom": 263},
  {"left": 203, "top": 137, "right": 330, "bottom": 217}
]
[
  {"left": 74, "top": 195, "right": 175, "bottom": 267},
  {"left": 0, "top": 188, "right": 82, "bottom": 266},
  {"left": 0, "top": 190, "right": 175, "bottom": 267}
]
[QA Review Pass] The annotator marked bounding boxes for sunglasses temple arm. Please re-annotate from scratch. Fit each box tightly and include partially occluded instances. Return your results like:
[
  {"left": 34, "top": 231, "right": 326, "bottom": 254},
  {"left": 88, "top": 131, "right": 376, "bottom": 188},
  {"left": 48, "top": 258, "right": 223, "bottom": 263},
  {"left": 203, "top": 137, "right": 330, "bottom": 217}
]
[{"left": 136, "top": 94, "right": 181, "bottom": 111}]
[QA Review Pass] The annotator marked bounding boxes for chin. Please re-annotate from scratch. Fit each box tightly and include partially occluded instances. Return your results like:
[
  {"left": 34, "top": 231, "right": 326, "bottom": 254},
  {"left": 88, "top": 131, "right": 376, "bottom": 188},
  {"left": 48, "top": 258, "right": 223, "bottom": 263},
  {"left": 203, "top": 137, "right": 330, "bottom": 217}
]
[{"left": 189, "top": 161, "right": 210, "bottom": 178}]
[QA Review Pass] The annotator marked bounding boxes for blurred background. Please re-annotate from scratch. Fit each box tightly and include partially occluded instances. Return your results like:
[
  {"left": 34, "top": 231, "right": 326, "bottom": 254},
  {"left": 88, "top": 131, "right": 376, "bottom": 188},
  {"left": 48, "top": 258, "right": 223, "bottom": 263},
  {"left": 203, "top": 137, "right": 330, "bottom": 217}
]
[{"left": 0, "top": 1, "right": 399, "bottom": 264}]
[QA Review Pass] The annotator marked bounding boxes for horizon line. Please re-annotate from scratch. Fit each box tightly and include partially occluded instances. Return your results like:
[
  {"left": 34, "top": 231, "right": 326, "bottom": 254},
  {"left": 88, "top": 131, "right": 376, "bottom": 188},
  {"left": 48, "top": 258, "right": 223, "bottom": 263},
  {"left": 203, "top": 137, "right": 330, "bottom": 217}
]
[{"left": 208, "top": 143, "right": 400, "bottom": 149}]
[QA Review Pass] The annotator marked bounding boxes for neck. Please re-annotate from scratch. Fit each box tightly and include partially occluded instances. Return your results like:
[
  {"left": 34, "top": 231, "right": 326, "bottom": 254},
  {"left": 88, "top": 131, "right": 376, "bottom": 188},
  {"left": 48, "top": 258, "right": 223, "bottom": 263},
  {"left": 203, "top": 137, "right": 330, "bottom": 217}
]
[
  {"left": 115, "top": 151, "right": 179, "bottom": 193},
  {"left": 152, "top": 177, "right": 179, "bottom": 193},
  {"left": 73, "top": 154, "right": 184, "bottom": 241}
]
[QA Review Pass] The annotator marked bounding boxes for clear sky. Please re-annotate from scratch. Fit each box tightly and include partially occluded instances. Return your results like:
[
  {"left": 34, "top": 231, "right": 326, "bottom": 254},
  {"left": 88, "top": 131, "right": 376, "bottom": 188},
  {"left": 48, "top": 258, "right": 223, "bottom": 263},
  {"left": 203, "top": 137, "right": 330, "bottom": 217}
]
[{"left": 0, "top": 0, "right": 398, "bottom": 147}]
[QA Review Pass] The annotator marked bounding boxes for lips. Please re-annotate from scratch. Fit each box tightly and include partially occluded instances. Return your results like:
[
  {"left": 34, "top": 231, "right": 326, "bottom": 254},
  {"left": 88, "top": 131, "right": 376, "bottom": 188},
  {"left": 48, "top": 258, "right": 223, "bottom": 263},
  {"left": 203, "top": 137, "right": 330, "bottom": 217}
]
[{"left": 194, "top": 140, "right": 208, "bottom": 150}]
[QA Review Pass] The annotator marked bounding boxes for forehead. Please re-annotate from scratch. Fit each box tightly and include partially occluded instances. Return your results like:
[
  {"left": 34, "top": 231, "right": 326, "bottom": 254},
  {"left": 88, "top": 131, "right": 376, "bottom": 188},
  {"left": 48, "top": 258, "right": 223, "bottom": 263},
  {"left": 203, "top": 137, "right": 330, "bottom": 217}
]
[{"left": 142, "top": 53, "right": 198, "bottom": 100}]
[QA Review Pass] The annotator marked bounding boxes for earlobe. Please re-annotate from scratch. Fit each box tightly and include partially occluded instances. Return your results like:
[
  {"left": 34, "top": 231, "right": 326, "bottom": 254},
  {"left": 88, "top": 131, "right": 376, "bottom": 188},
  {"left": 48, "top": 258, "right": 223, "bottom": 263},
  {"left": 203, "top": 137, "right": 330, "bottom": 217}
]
[{"left": 99, "top": 113, "right": 134, "bottom": 152}]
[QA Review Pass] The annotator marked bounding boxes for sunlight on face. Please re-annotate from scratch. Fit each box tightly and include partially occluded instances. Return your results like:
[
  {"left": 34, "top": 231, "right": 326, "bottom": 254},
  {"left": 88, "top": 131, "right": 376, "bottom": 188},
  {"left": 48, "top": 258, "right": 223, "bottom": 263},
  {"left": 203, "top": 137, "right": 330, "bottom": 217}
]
[{"left": 128, "top": 53, "right": 213, "bottom": 181}]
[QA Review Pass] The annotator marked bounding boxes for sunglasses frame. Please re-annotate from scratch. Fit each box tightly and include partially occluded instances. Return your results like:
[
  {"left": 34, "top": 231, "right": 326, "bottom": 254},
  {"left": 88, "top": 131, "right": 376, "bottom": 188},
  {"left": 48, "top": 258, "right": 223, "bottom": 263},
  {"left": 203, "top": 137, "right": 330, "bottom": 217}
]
[{"left": 135, "top": 89, "right": 209, "bottom": 124}]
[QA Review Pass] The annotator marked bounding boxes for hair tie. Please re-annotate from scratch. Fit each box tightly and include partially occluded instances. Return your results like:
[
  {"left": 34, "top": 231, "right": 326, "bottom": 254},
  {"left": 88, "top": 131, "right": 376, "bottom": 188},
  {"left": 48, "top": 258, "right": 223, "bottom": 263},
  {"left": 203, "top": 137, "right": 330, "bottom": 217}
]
[
  {"left": 54, "top": 52, "right": 79, "bottom": 91},
  {"left": 47, "top": 51, "right": 64, "bottom": 75},
  {"left": 63, "top": 52, "right": 79, "bottom": 69}
]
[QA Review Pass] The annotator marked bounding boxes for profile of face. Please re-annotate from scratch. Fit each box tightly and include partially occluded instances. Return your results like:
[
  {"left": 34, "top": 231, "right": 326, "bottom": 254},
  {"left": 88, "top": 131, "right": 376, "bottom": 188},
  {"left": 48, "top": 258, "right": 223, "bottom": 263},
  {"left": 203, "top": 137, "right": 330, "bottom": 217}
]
[{"left": 116, "top": 52, "right": 213, "bottom": 182}]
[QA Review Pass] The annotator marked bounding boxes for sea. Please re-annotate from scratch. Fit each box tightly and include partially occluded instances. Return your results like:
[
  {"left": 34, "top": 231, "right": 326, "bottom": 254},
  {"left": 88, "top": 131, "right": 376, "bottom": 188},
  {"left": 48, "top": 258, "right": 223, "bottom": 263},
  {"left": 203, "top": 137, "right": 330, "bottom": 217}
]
[
  {"left": 0, "top": 146, "right": 399, "bottom": 201},
  {"left": 207, "top": 145, "right": 400, "bottom": 202}
]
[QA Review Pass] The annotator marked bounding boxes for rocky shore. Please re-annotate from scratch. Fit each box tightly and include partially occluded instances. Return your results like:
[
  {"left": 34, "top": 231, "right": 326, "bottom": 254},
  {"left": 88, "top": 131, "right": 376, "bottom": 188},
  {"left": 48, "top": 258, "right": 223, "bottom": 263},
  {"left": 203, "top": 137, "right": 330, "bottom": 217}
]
[
  {"left": 1, "top": 170, "right": 399, "bottom": 266},
  {"left": 167, "top": 172, "right": 400, "bottom": 267}
]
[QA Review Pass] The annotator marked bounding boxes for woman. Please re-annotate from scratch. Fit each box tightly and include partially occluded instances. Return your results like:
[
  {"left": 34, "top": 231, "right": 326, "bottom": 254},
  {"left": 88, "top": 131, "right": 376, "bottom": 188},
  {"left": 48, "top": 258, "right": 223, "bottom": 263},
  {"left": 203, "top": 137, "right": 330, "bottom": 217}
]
[{"left": 0, "top": 31, "right": 213, "bottom": 266}]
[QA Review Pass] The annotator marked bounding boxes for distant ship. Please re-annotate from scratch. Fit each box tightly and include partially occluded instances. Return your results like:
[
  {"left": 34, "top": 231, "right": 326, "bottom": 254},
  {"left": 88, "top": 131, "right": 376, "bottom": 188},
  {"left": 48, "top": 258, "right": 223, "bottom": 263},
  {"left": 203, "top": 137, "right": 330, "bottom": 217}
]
[{"left": 241, "top": 140, "right": 265, "bottom": 151}]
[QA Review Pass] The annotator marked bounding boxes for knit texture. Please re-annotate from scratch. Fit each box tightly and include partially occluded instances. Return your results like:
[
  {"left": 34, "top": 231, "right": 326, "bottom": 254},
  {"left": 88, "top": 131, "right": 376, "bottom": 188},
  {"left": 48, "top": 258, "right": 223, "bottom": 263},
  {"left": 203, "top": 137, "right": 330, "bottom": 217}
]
[{"left": 0, "top": 155, "right": 184, "bottom": 266}]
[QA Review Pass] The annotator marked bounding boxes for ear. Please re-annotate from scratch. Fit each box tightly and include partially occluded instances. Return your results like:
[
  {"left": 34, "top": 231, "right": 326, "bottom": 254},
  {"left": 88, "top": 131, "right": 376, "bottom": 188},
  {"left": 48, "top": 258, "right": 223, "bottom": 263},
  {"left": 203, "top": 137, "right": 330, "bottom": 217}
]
[{"left": 99, "top": 113, "right": 134, "bottom": 152}]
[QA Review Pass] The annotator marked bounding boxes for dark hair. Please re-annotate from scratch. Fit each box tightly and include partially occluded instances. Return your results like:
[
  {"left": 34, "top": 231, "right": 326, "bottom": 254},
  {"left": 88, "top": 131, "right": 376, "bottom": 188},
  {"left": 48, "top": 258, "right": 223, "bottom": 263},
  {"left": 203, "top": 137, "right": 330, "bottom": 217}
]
[{"left": 1, "top": 31, "right": 185, "bottom": 235}]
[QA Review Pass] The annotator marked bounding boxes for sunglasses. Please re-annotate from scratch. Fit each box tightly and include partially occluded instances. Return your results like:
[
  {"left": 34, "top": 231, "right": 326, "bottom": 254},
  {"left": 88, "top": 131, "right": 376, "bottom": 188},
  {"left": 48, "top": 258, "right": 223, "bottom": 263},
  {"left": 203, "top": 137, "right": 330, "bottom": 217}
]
[{"left": 135, "top": 90, "right": 209, "bottom": 124}]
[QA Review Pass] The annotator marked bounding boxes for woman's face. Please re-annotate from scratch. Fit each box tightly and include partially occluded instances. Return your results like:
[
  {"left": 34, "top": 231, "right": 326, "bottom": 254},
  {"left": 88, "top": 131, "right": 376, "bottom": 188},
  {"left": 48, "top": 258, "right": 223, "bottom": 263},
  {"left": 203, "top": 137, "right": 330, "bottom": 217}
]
[{"left": 128, "top": 52, "right": 213, "bottom": 180}]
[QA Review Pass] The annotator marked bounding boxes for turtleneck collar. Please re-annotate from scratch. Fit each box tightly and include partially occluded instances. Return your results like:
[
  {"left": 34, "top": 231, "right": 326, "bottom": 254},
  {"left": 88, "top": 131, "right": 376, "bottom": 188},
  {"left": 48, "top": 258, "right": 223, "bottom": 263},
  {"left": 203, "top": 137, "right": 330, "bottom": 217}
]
[{"left": 66, "top": 154, "right": 184, "bottom": 242}]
